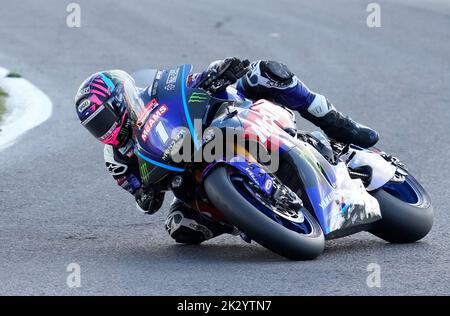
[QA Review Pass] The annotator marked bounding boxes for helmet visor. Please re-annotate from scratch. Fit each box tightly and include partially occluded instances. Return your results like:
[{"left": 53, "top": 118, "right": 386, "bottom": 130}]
[{"left": 81, "top": 103, "right": 120, "bottom": 139}]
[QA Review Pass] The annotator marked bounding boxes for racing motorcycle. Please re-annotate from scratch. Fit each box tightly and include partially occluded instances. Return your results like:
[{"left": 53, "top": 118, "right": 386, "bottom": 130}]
[{"left": 129, "top": 64, "right": 433, "bottom": 260}]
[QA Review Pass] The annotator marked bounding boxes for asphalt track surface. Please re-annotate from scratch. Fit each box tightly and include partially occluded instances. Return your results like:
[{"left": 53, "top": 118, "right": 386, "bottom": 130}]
[{"left": 0, "top": 0, "right": 449, "bottom": 295}]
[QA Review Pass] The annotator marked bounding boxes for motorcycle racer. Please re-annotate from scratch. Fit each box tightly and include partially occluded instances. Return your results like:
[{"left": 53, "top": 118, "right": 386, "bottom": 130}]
[{"left": 74, "top": 58, "right": 379, "bottom": 244}]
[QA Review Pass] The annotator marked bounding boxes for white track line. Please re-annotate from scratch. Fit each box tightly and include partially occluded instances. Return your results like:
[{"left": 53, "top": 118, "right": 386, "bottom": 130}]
[{"left": 0, "top": 67, "right": 52, "bottom": 151}]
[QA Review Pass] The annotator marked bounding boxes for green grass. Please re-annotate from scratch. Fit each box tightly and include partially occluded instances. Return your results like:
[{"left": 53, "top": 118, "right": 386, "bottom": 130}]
[
  {"left": 0, "top": 87, "right": 8, "bottom": 123},
  {"left": 6, "top": 72, "right": 21, "bottom": 78}
]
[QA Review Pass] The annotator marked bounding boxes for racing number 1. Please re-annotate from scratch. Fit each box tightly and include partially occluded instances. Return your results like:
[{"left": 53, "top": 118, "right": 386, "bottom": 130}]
[{"left": 155, "top": 121, "right": 170, "bottom": 144}]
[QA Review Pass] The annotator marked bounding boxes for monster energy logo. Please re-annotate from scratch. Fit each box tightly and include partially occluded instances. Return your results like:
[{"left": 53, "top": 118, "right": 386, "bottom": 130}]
[
  {"left": 188, "top": 92, "right": 208, "bottom": 103},
  {"left": 140, "top": 163, "right": 150, "bottom": 183}
]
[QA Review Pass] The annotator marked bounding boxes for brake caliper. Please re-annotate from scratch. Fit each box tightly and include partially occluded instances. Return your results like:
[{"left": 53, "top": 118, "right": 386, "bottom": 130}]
[{"left": 270, "top": 181, "right": 305, "bottom": 223}]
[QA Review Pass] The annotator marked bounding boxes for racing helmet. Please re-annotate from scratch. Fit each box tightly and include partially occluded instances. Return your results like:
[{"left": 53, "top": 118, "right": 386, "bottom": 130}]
[{"left": 75, "top": 70, "right": 141, "bottom": 146}]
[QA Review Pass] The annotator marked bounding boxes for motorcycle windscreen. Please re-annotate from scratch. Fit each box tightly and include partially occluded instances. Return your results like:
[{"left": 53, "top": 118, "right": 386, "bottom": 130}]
[{"left": 130, "top": 64, "right": 211, "bottom": 172}]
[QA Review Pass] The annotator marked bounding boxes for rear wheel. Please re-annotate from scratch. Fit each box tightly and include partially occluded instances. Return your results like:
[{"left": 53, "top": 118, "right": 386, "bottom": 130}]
[
  {"left": 204, "top": 166, "right": 325, "bottom": 260},
  {"left": 369, "top": 174, "right": 433, "bottom": 243}
]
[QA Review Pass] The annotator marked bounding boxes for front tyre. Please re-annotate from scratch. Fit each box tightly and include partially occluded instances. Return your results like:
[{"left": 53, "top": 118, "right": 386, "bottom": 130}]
[
  {"left": 204, "top": 166, "right": 325, "bottom": 260},
  {"left": 369, "top": 175, "right": 433, "bottom": 243}
]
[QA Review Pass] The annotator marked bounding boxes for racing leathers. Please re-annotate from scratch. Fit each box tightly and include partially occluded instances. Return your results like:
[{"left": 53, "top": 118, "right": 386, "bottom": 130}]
[{"left": 104, "top": 58, "right": 379, "bottom": 244}]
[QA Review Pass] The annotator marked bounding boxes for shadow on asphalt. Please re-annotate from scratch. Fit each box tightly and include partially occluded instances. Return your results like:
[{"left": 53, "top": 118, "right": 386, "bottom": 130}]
[
  {"left": 112, "top": 242, "right": 288, "bottom": 264},
  {"left": 323, "top": 237, "right": 431, "bottom": 257},
  {"left": 109, "top": 237, "right": 431, "bottom": 265}
]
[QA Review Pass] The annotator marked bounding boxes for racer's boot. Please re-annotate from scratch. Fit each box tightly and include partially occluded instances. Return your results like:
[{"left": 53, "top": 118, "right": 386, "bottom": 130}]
[
  {"left": 299, "top": 94, "right": 379, "bottom": 148},
  {"left": 165, "top": 199, "right": 238, "bottom": 244}
]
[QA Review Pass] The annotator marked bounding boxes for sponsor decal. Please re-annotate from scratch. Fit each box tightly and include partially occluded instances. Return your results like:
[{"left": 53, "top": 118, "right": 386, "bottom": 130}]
[
  {"left": 166, "top": 69, "right": 179, "bottom": 85},
  {"left": 267, "top": 80, "right": 284, "bottom": 87},
  {"left": 319, "top": 190, "right": 336, "bottom": 210},
  {"left": 105, "top": 161, "right": 127, "bottom": 176},
  {"left": 141, "top": 104, "right": 168, "bottom": 142},
  {"left": 188, "top": 92, "right": 209, "bottom": 103},
  {"left": 137, "top": 99, "right": 159, "bottom": 127},
  {"left": 164, "top": 83, "right": 176, "bottom": 91},
  {"left": 264, "top": 179, "right": 273, "bottom": 191},
  {"left": 119, "top": 127, "right": 128, "bottom": 136},
  {"left": 77, "top": 99, "right": 91, "bottom": 113},
  {"left": 151, "top": 80, "right": 159, "bottom": 97},
  {"left": 76, "top": 87, "right": 90, "bottom": 99},
  {"left": 265, "top": 78, "right": 293, "bottom": 88},
  {"left": 140, "top": 163, "right": 150, "bottom": 183},
  {"left": 161, "top": 129, "right": 185, "bottom": 161},
  {"left": 164, "top": 69, "right": 179, "bottom": 91},
  {"left": 98, "top": 121, "right": 119, "bottom": 142},
  {"left": 118, "top": 141, "right": 134, "bottom": 158},
  {"left": 188, "top": 222, "right": 213, "bottom": 239}
]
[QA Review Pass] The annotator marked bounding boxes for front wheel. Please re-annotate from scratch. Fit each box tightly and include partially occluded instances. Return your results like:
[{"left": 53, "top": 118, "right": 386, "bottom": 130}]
[
  {"left": 204, "top": 166, "right": 325, "bottom": 260},
  {"left": 369, "top": 174, "right": 433, "bottom": 243}
]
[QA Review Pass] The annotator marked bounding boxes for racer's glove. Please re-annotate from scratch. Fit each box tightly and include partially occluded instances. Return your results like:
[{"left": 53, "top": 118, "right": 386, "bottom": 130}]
[
  {"left": 135, "top": 188, "right": 165, "bottom": 215},
  {"left": 197, "top": 57, "right": 250, "bottom": 94}
]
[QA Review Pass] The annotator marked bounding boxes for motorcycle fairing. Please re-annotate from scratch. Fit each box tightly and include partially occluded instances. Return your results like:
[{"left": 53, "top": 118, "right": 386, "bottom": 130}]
[
  {"left": 209, "top": 104, "right": 295, "bottom": 155},
  {"left": 343, "top": 148, "right": 397, "bottom": 191},
  {"left": 206, "top": 101, "right": 380, "bottom": 236},
  {"left": 130, "top": 64, "right": 215, "bottom": 185},
  {"left": 283, "top": 142, "right": 382, "bottom": 236}
]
